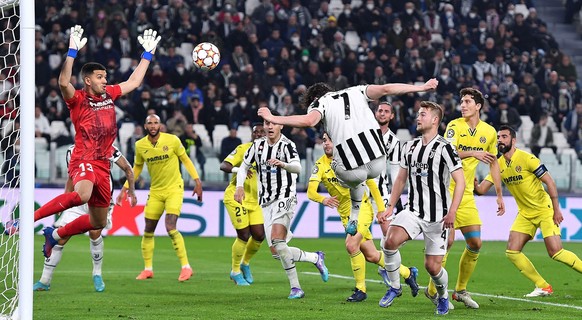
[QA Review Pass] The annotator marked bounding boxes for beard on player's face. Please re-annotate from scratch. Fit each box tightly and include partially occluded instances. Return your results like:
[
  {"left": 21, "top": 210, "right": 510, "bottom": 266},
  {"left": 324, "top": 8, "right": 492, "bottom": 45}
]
[
  {"left": 498, "top": 140, "right": 512, "bottom": 154},
  {"left": 148, "top": 127, "right": 160, "bottom": 137},
  {"left": 378, "top": 120, "right": 389, "bottom": 126}
]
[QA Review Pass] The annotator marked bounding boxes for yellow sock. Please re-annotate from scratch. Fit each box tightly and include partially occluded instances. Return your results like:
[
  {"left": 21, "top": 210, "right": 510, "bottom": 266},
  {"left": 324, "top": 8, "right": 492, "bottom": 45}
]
[
  {"left": 400, "top": 263, "right": 411, "bottom": 279},
  {"left": 242, "top": 237, "right": 263, "bottom": 266},
  {"left": 375, "top": 250, "right": 384, "bottom": 267},
  {"left": 552, "top": 249, "right": 582, "bottom": 273},
  {"left": 350, "top": 251, "right": 366, "bottom": 292},
  {"left": 456, "top": 247, "right": 480, "bottom": 291},
  {"left": 231, "top": 238, "right": 247, "bottom": 273},
  {"left": 168, "top": 229, "right": 189, "bottom": 267},
  {"left": 428, "top": 251, "right": 449, "bottom": 296},
  {"left": 141, "top": 232, "right": 155, "bottom": 269},
  {"left": 506, "top": 250, "right": 549, "bottom": 288}
]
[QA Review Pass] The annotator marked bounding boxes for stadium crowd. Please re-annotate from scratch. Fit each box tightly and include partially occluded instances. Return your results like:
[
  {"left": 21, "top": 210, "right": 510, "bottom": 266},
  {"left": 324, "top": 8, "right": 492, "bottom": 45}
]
[{"left": 28, "top": 0, "right": 582, "bottom": 172}]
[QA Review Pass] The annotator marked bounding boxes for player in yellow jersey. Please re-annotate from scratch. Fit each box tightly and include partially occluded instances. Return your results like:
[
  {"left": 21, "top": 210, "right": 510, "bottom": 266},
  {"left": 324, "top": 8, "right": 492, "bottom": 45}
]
[
  {"left": 307, "top": 133, "right": 419, "bottom": 302},
  {"left": 474, "top": 125, "right": 582, "bottom": 297},
  {"left": 220, "top": 123, "right": 266, "bottom": 286},
  {"left": 426, "top": 88, "right": 506, "bottom": 309},
  {"left": 117, "top": 114, "right": 203, "bottom": 282}
]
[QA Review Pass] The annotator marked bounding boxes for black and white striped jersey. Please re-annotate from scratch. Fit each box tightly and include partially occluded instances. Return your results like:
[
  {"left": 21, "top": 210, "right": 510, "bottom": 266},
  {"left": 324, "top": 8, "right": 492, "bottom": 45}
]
[
  {"left": 375, "top": 129, "right": 401, "bottom": 197},
  {"left": 401, "top": 135, "right": 462, "bottom": 222},
  {"left": 308, "top": 85, "right": 386, "bottom": 170},
  {"left": 242, "top": 135, "right": 300, "bottom": 206}
]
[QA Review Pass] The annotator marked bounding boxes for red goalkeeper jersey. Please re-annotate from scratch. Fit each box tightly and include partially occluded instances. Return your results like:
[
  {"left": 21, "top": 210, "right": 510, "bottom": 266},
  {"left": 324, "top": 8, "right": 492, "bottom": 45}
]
[{"left": 65, "top": 85, "right": 121, "bottom": 161}]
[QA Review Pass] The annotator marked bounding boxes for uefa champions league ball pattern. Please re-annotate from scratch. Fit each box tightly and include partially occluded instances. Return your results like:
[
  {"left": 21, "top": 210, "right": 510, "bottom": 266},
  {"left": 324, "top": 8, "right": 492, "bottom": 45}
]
[{"left": 192, "top": 42, "right": 221, "bottom": 71}]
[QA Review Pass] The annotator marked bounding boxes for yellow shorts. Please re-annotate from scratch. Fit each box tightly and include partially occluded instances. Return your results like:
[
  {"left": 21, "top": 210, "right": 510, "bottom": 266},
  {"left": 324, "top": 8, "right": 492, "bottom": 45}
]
[
  {"left": 144, "top": 189, "right": 183, "bottom": 220},
  {"left": 224, "top": 199, "right": 264, "bottom": 230},
  {"left": 511, "top": 209, "right": 561, "bottom": 239},
  {"left": 341, "top": 200, "right": 374, "bottom": 241},
  {"left": 454, "top": 196, "right": 482, "bottom": 229}
]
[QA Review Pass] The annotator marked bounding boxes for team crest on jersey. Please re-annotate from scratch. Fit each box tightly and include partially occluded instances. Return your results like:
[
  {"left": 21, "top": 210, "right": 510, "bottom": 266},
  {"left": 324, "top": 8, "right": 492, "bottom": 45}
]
[
  {"left": 447, "top": 129, "right": 454, "bottom": 139},
  {"left": 163, "top": 145, "right": 169, "bottom": 152},
  {"left": 515, "top": 165, "right": 522, "bottom": 173},
  {"left": 479, "top": 136, "right": 486, "bottom": 144},
  {"left": 429, "top": 149, "right": 436, "bottom": 159}
]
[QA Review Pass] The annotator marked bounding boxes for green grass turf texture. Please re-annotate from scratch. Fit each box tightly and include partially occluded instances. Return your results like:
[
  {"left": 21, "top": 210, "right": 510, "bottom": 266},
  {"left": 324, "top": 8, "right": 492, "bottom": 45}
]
[{"left": 33, "top": 236, "right": 581, "bottom": 319}]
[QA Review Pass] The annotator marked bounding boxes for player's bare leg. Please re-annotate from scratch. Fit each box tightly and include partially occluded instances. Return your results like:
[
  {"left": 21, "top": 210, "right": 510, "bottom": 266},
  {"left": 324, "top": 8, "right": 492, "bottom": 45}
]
[{"left": 166, "top": 213, "right": 193, "bottom": 281}]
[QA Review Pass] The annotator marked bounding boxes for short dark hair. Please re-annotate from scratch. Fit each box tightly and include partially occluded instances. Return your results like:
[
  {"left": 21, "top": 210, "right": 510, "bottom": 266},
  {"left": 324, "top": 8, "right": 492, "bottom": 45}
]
[
  {"left": 376, "top": 98, "right": 394, "bottom": 112},
  {"left": 460, "top": 87, "right": 485, "bottom": 108},
  {"left": 301, "top": 82, "right": 332, "bottom": 110},
  {"left": 499, "top": 125, "right": 516, "bottom": 139},
  {"left": 81, "top": 62, "right": 106, "bottom": 78},
  {"left": 419, "top": 101, "right": 444, "bottom": 123}
]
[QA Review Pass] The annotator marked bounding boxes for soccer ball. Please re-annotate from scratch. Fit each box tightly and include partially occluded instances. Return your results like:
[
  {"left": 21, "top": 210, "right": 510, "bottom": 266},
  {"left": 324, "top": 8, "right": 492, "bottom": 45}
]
[{"left": 192, "top": 42, "right": 221, "bottom": 71}]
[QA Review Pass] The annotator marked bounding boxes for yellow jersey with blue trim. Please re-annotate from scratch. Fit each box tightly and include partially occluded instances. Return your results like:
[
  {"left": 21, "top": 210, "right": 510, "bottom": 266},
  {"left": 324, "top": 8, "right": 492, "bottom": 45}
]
[
  {"left": 485, "top": 148, "right": 552, "bottom": 217},
  {"left": 135, "top": 132, "right": 186, "bottom": 191},
  {"left": 445, "top": 118, "right": 498, "bottom": 197}
]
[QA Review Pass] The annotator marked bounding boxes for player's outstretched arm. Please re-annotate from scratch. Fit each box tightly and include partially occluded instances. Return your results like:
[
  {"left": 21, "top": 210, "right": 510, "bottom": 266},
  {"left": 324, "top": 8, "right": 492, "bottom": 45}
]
[
  {"left": 473, "top": 177, "right": 493, "bottom": 196},
  {"left": 115, "top": 155, "right": 137, "bottom": 207},
  {"left": 307, "top": 180, "right": 338, "bottom": 208},
  {"left": 59, "top": 25, "right": 87, "bottom": 100},
  {"left": 366, "top": 78, "right": 439, "bottom": 100},
  {"left": 366, "top": 179, "right": 385, "bottom": 212},
  {"left": 179, "top": 153, "right": 203, "bottom": 202},
  {"left": 234, "top": 161, "right": 252, "bottom": 204},
  {"left": 119, "top": 29, "right": 161, "bottom": 96},
  {"left": 258, "top": 107, "right": 321, "bottom": 127}
]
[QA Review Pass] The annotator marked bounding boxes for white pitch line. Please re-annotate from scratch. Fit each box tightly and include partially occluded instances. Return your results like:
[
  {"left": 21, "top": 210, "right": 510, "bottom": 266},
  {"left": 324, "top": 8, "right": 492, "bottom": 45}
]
[{"left": 302, "top": 272, "right": 582, "bottom": 311}]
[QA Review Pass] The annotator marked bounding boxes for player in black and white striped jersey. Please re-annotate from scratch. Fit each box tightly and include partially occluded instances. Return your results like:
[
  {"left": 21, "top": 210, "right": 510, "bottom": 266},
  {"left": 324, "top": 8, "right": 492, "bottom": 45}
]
[
  {"left": 234, "top": 113, "right": 329, "bottom": 299},
  {"left": 258, "top": 79, "right": 438, "bottom": 236},
  {"left": 376, "top": 101, "right": 465, "bottom": 315}
]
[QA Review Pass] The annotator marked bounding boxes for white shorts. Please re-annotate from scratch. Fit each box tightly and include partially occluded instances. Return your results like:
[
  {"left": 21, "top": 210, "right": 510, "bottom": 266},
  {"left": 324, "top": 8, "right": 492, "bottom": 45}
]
[
  {"left": 262, "top": 197, "right": 296, "bottom": 246},
  {"left": 54, "top": 203, "right": 114, "bottom": 230},
  {"left": 334, "top": 155, "right": 386, "bottom": 188},
  {"left": 390, "top": 209, "right": 448, "bottom": 256}
]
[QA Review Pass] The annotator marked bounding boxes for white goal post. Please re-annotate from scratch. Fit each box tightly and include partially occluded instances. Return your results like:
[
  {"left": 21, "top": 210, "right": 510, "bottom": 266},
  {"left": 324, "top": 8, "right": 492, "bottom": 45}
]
[{"left": 0, "top": 0, "right": 34, "bottom": 319}]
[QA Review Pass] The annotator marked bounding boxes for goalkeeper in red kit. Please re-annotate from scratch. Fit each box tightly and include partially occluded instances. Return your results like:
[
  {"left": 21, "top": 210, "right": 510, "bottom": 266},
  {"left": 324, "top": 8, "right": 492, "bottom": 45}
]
[{"left": 34, "top": 26, "right": 160, "bottom": 258}]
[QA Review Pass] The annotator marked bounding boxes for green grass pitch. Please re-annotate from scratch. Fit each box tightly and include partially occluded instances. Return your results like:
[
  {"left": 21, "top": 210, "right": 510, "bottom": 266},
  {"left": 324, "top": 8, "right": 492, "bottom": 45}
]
[{"left": 32, "top": 236, "right": 581, "bottom": 319}]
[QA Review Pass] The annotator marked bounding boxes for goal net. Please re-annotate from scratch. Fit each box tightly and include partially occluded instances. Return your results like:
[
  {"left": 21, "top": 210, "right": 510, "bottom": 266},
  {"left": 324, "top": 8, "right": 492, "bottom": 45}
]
[{"left": 0, "top": 0, "right": 21, "bottom": 319}]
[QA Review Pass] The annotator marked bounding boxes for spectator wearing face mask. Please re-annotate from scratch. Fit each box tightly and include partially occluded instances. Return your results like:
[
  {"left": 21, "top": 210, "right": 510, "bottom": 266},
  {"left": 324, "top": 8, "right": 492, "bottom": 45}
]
[
  {"left": 231, "top": 96, "right": 258, "bottom": 129},
  {"left": 93, "top": 36, "right": 121, "bottom": 67}
]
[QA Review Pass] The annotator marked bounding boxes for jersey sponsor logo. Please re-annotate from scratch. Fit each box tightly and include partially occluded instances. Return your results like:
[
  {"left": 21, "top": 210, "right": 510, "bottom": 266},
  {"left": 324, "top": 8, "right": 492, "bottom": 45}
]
[
  {"left": 479, "top": 136, "right": 486, "bottom": 144},
  {"left": 457, "top": 144, "right": 484, "bottom": 151},
  {"left": 503, "top": 175, "right": 523, "bottom": 184},
  {"left": 411, "top": 161, "right": 429, "bottom": 177},
  {"left": 146, "top": 154, "right": 170, "bottom": 162},
  {"left": 447, "top": 129, "right": 454, "bottom": 138},
  {"left": 88, "top": 98, "right": 114, "bottom": 111},
  {"left": 326, "top": 177, "right": 340, "bottom": 184},
  {"left": 460, "top": 134, "right": 467, "bottom": 137}
]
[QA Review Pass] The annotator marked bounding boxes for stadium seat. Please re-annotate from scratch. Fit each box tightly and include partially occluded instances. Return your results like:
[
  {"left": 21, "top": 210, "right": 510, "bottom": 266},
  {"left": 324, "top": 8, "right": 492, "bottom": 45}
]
[
  {"left": 49, "top": 121, "right": 69, "bottom": 140},
  {"left": 548, "top": 164, "right": 570, "bottom": 190},
  {"left": 193, "top": 124, "right": 211, "bottom": 147},
  {"left": 237, "top": 125, "right": 252, "bottom": 143},
  {"left": 312, "top": 143, "right": 325, "bottom": 162},
  {"left": 345, "top": 30, "right": 361, "bottom": 51},
  {"left": 553, "top": 132, "right": 570, "bottom": 150},
  {"left": 55, "top": 145, "right": 70, "bottom": 179},
  {"left": 396, "top": 129, "right": 413, "bottom": 142},
  {"left": 213, "top": 124, "right": 230, "bottom": 153},
  {"left": 546, "top": 117, "right": 559, "bottom": 132},
  {"left": 179, "top": 42, "right": 194, "bottom": 70},
  {"left": 118, "top": 122, "right": 136, "bottom": 155},
  {"left": 119, "top": 57, "right": 132, "bottom": 73},
  {"left": 575, "top": 158, "right": 582, "bottom": 190},
  {"left": 539, "top": 148, "right": 559, "bottom": 165},
  {"left": 35, "top": 137, "right": 48, "bottom": 150},
  {"left": 35, "top": 148, "right": 50, "bottom": 180},
  {"left": 204, "top": 157, "right": 223, "bottom": 182}
]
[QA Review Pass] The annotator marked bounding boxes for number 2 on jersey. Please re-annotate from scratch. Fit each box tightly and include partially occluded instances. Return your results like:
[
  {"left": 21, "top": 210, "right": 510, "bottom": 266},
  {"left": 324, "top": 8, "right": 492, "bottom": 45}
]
[{"left": 332, "top": 92, "right": 350, "bottom": 120}]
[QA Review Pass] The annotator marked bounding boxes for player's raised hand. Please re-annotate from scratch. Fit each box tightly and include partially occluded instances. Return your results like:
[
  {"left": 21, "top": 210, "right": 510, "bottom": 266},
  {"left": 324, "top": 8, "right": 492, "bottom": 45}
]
[
  {"left": 423, "top": 78, "right": 439, "bottom": 91},
  {"left": 68, "top": 25, "right": 87, "bottom": 51},
  {"left": 257, "top": 107, "right": 273, "bottom": 122},
  {"left": 138, "top": 29, "right": 161, "bottom": 53}
]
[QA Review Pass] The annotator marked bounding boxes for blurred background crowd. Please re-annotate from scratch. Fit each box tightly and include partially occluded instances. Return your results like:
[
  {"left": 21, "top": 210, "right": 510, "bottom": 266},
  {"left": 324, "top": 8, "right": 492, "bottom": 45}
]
[{"left": 19, "top": 0, "right": 582, "bottom": 183}]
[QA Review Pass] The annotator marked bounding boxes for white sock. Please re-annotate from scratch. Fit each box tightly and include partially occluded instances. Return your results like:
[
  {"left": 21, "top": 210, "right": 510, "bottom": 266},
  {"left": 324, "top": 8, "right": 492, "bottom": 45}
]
[
  {"left": 383, "top": 248, "right": 401, "bottom": 289},
  {"left": 289, "top": 247, "right": 318, "bottom": 264},
  {"left": 90, "top": 236, "right": 104, "bottom": 276},
  {"left": 52, "top": 229, "right": 62, "bottom": 241},
  {"left": 431, "top": 268, "right": 449, "bottom": 299},
  {"left": 349, "top": 184, "right": 365, "bottom": 221},
  {"left": 273, "top": 240, "right": 300, "bottom": 289},
  {"left": 40, "top": 245, "right": 64, "bottom": 285}
]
